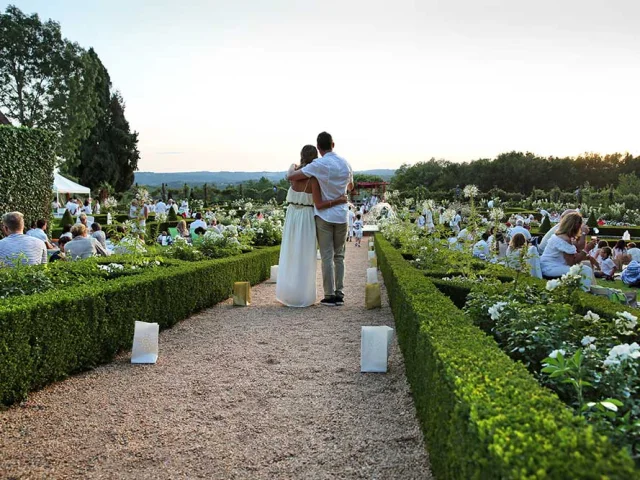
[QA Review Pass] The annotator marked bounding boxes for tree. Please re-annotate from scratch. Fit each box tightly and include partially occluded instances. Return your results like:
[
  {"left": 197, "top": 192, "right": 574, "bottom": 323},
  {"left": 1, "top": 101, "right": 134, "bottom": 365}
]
[
  {"left": 539, "top": 214, "right": 552, "bottom": 235},
  {"left": 108, "top": 92, "right": 139, "bottom": 192},
  {"left": 0, "top": 6, "right": 100, "bottom": 165}
]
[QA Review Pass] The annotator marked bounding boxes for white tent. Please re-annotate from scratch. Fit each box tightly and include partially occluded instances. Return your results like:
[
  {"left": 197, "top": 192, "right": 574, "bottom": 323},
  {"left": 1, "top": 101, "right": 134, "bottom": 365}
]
[{"left": 53, "top": 171, "right": 90, "bottom": 195}]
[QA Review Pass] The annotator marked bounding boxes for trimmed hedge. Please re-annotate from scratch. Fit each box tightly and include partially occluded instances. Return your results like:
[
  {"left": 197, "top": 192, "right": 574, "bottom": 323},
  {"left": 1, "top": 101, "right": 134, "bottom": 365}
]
[
  {"left": 0, "top": 246, "right": 279, "bottom": 405},
  {"left": 375, "top": 234, "right": 635, "bottom": 478},
  {"left": 0, "top": 126, "right": 56, "bottom": 231}
]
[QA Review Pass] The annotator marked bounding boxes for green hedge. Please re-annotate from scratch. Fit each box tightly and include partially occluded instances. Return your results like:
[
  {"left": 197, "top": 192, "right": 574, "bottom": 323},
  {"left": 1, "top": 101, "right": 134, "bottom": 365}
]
[
  {"left": 0, "top": 126, "right": 56, "bottom": 231},
  {"left": 374, "top": 235, "right": 635, "bottom": 478},
  {"left": 0, "top": 246, "right": 279, "bottom": 405}
]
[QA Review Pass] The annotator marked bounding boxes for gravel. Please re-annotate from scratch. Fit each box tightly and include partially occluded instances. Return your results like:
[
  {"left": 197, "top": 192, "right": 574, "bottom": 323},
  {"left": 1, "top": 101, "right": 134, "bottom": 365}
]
[{"left": 0, "top": 241, "right": 432, "bottom": 479}]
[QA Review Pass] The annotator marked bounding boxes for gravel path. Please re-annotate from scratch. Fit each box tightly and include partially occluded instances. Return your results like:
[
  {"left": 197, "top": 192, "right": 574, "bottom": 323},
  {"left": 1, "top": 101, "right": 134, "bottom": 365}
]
[{"left": 0, "top": 241, "right": 432, "bottom": 479}]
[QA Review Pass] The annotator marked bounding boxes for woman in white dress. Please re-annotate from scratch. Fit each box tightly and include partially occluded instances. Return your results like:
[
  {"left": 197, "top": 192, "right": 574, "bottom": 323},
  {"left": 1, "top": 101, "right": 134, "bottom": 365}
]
[{"left": 276, "top": 145, "right": 348, "bottom": 307}]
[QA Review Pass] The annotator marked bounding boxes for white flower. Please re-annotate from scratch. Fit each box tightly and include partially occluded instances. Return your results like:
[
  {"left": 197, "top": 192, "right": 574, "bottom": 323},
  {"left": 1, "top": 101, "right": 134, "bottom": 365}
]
[
  {"left": 581, "top": 336, "right": 596, "bottom": 346},
  {"left": 603, "top": 343, "right": 640, "bottom": 367},
  {"left": 568, "top": 264, "right": 583, "bottom": 276},
  {"left": 489, "top": 207, "right": 504, "bottom": 222},
  {"left": 256, "top": 228, "right": 264, "bottom": 234},
  {"left": 463, "top": 184, "right": 479, "bottom": 198},
  {"left": 615, "top": 311, "right": 637, "bottom": 335},
  {"left": 549, "top": 349, "right": 566, "bottom": 359},
  {"left": 546, "top": 279, "right": 561, "bottom": 291},
  {"left": 583, "top": 310, "right": 601, "bottom": 322},
  {"left": 487, "top": 301, "right": 508, "bottom": 320}
]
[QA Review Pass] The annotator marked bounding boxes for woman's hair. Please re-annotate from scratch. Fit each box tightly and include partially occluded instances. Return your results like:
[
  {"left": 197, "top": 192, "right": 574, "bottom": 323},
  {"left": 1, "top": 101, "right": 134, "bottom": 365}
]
[
  {"left": 601, "top": 247, "right": 613, "bottom": 258},
  {"left": 615, "top": 239, "right": 627, "bottom": 250},
  {"left": 177, "top": 220, "right": 187, "bottom": 230},
  {"left": 509, "top": 233, "right": 526, "bottom": 250},
  {"left": 71, "top": 224, "right": 87, "bottom": 238},
  {"left": 84, "top": 199, "right": 89, "bottom": 206},
  {"left": 597, "top": 240, "right": 609, "bottom": 248},
  {"left": 300, "top": 145, "right": 318, "bottom": 168},
  {"left": 556, "top": 212, "right": 582, "bottom": 237}
]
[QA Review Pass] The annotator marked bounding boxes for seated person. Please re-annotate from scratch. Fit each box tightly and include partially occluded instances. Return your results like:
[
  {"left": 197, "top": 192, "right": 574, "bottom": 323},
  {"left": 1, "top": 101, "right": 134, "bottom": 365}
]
[
  {"left": 49, "top": 236, "right": 71, "bottom": 262},
  {"left": 590, "top": 240, "right": 609, "bottom": 260},
  {"left": 508, "top": 219, "right": 531, "bottom": 242},
  {"left": 26, "top": 218, "right": 55, "bottom": 249},
  {"left": 190, "top": 213, "right": 208, "bottom": 231},
  {"left": 176, "top": 220, "right": 191, "bottom": 239},
  {"left": 540, "top": 212, "right": 597, "bottom": 280},
  {"left": 472, "top": 232, "right": 491, "bottom": 260},
  {"left": 505, "top": 233, "right": 527, "bottom": 269},
  {"left": 595, "top": 247, "right": 616, "bottom": 280},
  {"left": 65, "top": 224, "right": 109, "bottom": 260},
  {"left": 157, "top": 231, "right": 173, "bottom": 246},
  {"left": 627, "top": 242, "right": 640, "bottom": 264},
  {"left": 60, "top": 224, "right": 73, "bottom": 240},
  {"left": 621, "top": 260, "right": 640, "bottom": 287},
  {"left": 0, "top": 211, "right": 47, "bottom": 266},
  {"left": 91, "top": 223, "right": 107, "bottom": 250}
]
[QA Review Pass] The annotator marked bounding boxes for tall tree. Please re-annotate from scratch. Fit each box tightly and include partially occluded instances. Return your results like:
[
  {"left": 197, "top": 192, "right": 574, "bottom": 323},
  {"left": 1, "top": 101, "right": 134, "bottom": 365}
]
[
  {"left": 0, "top": 5, "right": 100, "bottom": 166},
  {"left": 109, "top": 92, "right": 139, "bottom": 192}
]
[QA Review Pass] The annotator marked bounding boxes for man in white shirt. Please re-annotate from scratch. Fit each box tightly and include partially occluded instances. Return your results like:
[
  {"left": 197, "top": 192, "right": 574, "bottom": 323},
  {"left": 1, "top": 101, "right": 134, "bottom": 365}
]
[
  {"left": 0, "top": 212, "right": 47, "bottom": 266},
  {"left": 508, "top": 219, "right": 532, "bottom": 241},
  {"left": 66, "top": 198, "right": 78, "bottom": 215},
  {"left": 287, "top": 132, "right": 353, "bottom": 306},
  {"left": 417, "top": 214, "right": 425, "bottom": 228},
  {"left": 26, "top": 219, "right": 55, "bottom": 249},
  {"left": 347, "top": 206, "right": 356, "bottom": 242},
  {"left": 155, "top": 199, "right": 167, "bottom": 215},
  {"left": 190, "top": 213, "right": 208, "bottom": 231}
]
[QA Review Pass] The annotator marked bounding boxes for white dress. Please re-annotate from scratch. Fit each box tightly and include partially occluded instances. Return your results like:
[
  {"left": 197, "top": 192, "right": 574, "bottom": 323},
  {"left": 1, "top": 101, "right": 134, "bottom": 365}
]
[{"left": 276, "top": 188, "right": 317, "bottom": 307}]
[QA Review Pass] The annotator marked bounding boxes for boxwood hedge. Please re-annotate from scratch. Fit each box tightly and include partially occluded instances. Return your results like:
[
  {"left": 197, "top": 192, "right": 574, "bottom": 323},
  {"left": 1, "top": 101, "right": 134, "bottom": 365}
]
[
  {"left": 374, "top": 234, "right": 635, "bottom": 479},
  {"left": 0, "top": 246, "right": 279, "bottom": 405}
]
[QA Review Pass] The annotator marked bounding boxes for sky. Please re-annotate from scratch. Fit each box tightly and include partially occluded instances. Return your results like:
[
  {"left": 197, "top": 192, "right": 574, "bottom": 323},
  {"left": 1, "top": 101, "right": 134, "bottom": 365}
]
[{"left": 5, "top": 0, "right": 640, "bottom": 172}]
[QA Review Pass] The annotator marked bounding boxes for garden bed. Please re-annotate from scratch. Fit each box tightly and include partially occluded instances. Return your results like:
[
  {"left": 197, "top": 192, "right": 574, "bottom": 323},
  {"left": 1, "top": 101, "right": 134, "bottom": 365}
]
[
  {"left": 374, "top": 234, "right": 636, "bottom": 478},
  {"left": 0, "top": 246, "right": 280, "bottom": 405}
]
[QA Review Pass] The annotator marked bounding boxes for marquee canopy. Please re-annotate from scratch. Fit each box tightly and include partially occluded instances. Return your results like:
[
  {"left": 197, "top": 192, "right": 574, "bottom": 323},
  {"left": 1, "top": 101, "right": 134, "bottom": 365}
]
[{"left": 53, "top": 171, "right": 90, "bottom": 195}]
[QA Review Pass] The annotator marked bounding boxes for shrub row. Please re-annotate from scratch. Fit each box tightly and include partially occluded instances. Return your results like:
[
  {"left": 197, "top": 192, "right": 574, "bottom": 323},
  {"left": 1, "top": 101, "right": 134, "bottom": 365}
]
[
  {"left": 374, "top": 234, "right": 635, "bottom": 478},
  {"left": 0, "top": 246, "right": 280, "bottom": 405}
]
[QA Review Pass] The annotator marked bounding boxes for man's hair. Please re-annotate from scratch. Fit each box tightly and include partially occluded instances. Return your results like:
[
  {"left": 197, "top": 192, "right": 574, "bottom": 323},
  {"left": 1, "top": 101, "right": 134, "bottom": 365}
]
[
  {"left": 196, "top": 212, "right": 202, "bottom": 220},
  {"left": 482, "top": 232, "right": 490, "bottom": 241},
  {"left": 36, "top": 219, "right": 47, "bottom": 229},
  {"left": 71, "top": 224, "right": 87, "bottom": 238},
  {"left": 58, "top": 236, "right": 71, "bottom": 246},
  {"left": 79, "top": 213, "right": 87, "bottom": 223},
  {"left": 91, "top": 222, "right": 101, "bottom": 231},
  {"left": 317, "top": 132, "right": 333, "bottom": 151},
  {"left": 194, "top": 227, "right": 206, "bottom": 235},
  {"left": 515, "top": 219, "right": 524, "bottom": 226},
  {"left": 2, "top": 212, "right": 24, "bottom": 233},
  {"left": 356, "top": 214, "right": 361, "bottom": 220}
]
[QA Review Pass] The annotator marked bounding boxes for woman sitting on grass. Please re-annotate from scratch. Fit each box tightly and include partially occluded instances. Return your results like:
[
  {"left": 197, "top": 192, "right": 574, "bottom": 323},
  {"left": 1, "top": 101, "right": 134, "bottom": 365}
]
[
  {"left": 176, "top": 220, "right": 191, "bottom": 239},
  {"left": 505, "top": 233, "right": 527, "bottom": 269}
]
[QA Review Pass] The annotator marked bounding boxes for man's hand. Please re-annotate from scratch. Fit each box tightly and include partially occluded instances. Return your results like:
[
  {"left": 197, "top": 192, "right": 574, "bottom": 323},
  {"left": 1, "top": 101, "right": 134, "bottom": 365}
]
[{"left": 286, "top": 163, "right": 298, "bottom": 179}]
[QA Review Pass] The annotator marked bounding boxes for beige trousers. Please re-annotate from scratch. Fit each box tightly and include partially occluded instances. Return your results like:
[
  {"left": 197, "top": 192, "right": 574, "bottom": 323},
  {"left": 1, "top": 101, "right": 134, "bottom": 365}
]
[{"left": 315, "top": 217, "right": 349, "bottom": 298}]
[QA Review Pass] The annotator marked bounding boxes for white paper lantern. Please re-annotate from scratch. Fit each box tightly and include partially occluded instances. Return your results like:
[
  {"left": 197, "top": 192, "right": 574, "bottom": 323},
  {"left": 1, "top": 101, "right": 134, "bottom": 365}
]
[
  {"left": 361, "top": 326, "right": 394, "bottom": 372},
  {"left": 368, "top": 251, "right": 376, "bottom": 260},
  {"left": 131, "top": 321, "right": 159, "bottom": 364},
  {"left": 367, "top": 267, "right": 378, "bottom": 284},
  {"left": 269, "top": 265, "right": 278, "bottom": 283}
]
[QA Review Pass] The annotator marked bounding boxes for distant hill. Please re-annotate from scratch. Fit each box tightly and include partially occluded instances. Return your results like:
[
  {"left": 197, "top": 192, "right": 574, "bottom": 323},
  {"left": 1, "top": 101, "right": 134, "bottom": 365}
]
[{"left": 134, "top": 169, "right": 395, "bottom": 187}]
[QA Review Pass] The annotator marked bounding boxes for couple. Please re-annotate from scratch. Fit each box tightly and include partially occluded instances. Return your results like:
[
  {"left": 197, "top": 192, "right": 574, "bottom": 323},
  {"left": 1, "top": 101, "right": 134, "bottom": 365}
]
[{"left": 276, "top": 132, "right": 353, "bottom": 307}]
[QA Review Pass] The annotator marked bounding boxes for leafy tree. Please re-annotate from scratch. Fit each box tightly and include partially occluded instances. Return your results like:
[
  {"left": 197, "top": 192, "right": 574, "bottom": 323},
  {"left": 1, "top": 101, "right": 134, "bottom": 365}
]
[
  {"left": 108, "top": 92, "right": 139, "bottom": 192},
  {"left": 353, "top": 173, "right": 384, "bottom": 183},
  {"left": 0, "top": 5, "right": 100, "bottom": 165},
  {"left": 616, "top": 173, "right": 640, "bottom": 197}
]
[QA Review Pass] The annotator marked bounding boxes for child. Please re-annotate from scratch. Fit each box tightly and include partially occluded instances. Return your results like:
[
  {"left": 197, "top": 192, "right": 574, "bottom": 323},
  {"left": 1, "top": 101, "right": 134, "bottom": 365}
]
[
  {"left": 353, "top": 214, "right": 364, "bottom": 247},
  {"left": 596, "top": 247, "right": 616, "bottom": 280},
  {"left": 157, "top": 231, "right": 173, "bottom": 246}
]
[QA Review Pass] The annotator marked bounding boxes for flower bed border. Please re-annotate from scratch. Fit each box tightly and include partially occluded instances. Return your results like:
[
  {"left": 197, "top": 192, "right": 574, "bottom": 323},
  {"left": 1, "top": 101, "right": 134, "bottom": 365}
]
[
  {"left": 374, "top": 234, "right": 635, "bottom": 478},
  {"left": 0, "top": 246, "right": 280, "bottom": 405}
]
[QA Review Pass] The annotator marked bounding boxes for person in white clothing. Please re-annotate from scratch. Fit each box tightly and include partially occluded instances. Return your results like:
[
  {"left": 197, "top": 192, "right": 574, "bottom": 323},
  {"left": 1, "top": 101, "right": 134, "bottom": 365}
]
[
  {"left": 472, "top": 232, "right": 491, "bottom": 260},
  {"left": 508, "top": 219, "right": 531, "bottom": 241},
  {"left": 26, "top": 219, "right": 55, "bottom": 249},
  {"left": 287, "top": 132, "right": 353, "bottom": 306},
  {"left": 277, "top": 144, "right": 348, "bottom": 307},
  {"left": 347, "top": 206, "right": 356, "bottom": 242},
  {"left": 190, "top": 213, "right": 208, "bottom": 231},
  {"left": 423, "top": 208, "right": 435, "bottom": 233},
  {"left": 595, "top": 247, "right": 616, "bottom": 280},
  {"left": 627, "top": 242, "right": 640, "bottom": 263},
  {"left": 65, "top": 198, "right": 78, "bottom": 215},
  {"left": 416, "top": 213, "right": 425, "bottom": 228},
  {"left": 155, "top": 200, "right": 167, "bottom": 215},
  {"left": 539, "top": 209, "right": 578, "bottom": 254}
]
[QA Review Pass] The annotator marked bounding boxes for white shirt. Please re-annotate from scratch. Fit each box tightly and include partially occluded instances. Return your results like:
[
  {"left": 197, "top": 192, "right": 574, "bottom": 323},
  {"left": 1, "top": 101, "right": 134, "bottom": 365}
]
[
  {"left": 27, "top": 228, "right": 49, "bottom": 243},
  {"left": 83, "top": 205, "right": 92, "bottom": 214},
  {"left": 66, "top": 201, "right": 78, "bottom": 215},
  {"left": 417, "top": 215, "right": 425, "bottom": 227},
  {"left": 540, "top": 235, "right": 576, "bottom": 277},
  {"left": 473, "top": 240, "right": 490, "bottom": 259},
  {"left": 190, "top": 219, "right": 208, "bottom": 231},
  {"left": 155, "top": 201, "right": 167, "bottom": 214},
  {"left": 301, "top": 151, "right": 353, "bottom": 224},
  {"left": 348, "top": 210, "right": 355, "bottom": 227},
  {"left": 599, "top": 257, "right": 616, "bottom": 276},
  {"left": 0, "top": 233, "right": 47, "bottom": 266},
  {"left": 452, "top": 214, "right": 461, "bottom": 226},
  {"left": 509, "top": 225, "right": 531, "bottom": 241}
]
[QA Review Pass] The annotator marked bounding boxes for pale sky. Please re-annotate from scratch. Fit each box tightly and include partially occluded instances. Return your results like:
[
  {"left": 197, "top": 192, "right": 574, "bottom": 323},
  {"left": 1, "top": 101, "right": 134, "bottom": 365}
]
[{"left": 6, "top": 0, "right": 640, "bottom": 172}]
